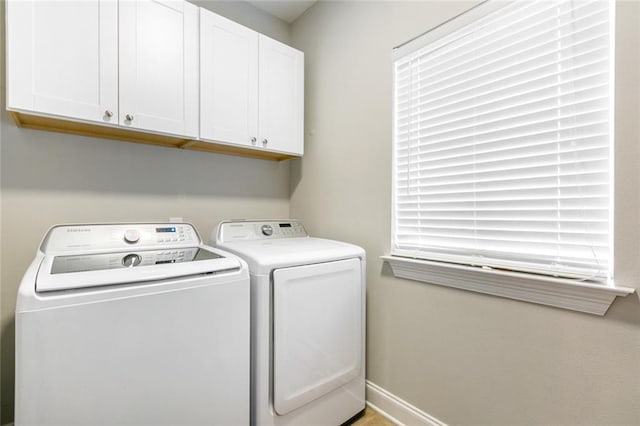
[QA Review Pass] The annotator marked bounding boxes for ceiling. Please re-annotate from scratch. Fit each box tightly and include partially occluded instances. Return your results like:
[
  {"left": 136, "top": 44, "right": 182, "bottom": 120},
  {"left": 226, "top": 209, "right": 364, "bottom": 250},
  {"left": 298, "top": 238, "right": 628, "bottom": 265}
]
[{"left": 246, "top": 0, "right": 317, "bottom": 23}]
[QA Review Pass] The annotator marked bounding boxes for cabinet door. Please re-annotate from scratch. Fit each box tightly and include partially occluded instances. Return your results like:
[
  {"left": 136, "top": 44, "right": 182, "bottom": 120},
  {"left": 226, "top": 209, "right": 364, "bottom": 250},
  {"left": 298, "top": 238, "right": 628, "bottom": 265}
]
[
  {"left": 119, "top": 0, "right": 198, "bottom": 138},
  {"left": 6, "top": 0, "right": 118, "bottom": 124},
  {"left": 258, "top": 35, "right": 304, "bottom": 155},
  {"left": 200, "top": 9, "right": 258, "bottom": 147}
]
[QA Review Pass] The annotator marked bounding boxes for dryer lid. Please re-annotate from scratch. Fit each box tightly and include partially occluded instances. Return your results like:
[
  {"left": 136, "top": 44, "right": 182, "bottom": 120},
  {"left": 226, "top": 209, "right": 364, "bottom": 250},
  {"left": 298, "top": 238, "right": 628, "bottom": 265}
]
[{"left": 216, "top": 237, "right": 365, "bottom": 274}]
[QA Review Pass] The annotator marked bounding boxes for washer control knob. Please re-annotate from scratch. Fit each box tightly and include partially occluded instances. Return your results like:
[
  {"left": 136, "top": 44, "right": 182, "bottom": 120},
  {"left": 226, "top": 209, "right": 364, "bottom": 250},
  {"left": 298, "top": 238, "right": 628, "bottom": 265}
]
[
  {"left": 122, "top": 253, "right": 141, "bottom": 267},
  {"left": 124, "top": 229, "right": 140, "bottom": 244},
  {"left": 261, "top": 224, "right": 273, "bottom": 236}
]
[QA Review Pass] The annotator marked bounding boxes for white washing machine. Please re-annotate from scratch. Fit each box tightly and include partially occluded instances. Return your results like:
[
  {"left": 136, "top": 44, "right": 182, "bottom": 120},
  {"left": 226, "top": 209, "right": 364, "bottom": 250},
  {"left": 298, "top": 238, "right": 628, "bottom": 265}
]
[
  {"left": 212, "top": 219, "right": 366, "bottom": 426},
  {"left": 15, "top": 223, "right": 250, "bottom": 426}
]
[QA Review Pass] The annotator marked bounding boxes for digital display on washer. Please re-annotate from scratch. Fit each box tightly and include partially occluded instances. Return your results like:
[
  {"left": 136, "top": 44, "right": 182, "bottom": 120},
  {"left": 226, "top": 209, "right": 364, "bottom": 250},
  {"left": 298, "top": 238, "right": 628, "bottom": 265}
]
[
  {"left": 279, "top": 223, "right": 292, "bottom": 228},
  {"left": 156, "top": 227, "right": 176, "bottom": 233},
  {"left": 50, "top": 248, "right": 223, "bottom": 274}
]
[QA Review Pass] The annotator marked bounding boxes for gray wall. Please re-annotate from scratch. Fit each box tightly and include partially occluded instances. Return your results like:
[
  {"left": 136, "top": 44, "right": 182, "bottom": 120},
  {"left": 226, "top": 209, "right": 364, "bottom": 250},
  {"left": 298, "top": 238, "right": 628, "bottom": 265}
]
[
  {"left": 0, "top": 2, "right": 291, "bottom": 423},
  {"left": 290, "top": 1, "right": 640, "bottom": 425}
]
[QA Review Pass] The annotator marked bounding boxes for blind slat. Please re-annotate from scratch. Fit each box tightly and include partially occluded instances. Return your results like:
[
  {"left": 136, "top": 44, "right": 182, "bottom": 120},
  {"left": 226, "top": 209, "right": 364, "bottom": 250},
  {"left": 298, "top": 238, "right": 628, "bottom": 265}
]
[
  {"left": 398, "top": 22, "right": 609, "bottom": 94},
  {"left": 397, "top": 125, "right": 608, "bottom": 157},
  {"left": 396, "top": 111, "right": 608, "bottom": 152}
]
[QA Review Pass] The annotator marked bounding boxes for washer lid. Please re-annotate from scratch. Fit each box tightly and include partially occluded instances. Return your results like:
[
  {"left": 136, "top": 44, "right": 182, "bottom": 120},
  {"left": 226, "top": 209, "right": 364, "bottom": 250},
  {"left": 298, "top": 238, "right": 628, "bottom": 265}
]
[{"left": 36, "top": 246, "right": 242, "bottom": 292}]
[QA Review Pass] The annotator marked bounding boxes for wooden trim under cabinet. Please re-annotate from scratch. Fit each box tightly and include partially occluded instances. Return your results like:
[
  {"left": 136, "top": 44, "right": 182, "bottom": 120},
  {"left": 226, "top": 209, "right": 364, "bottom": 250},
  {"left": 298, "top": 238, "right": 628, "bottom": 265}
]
[{"left": 9, "top": 111, "right": 297, "bottom": 161}]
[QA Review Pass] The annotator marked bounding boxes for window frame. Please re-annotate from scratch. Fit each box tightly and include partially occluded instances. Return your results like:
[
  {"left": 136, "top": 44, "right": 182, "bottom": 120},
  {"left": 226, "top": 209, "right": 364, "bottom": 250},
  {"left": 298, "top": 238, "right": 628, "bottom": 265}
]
[{"left": 385, "top": 0, "right": 634, "bottom": 315}]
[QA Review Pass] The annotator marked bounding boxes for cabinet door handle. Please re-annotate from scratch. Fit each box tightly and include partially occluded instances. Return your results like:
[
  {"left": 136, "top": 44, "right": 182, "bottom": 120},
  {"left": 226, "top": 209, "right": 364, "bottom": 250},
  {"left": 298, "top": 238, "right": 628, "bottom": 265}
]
[
  {"left": 125, "top": 114, "right": 134, "bottom": 121},
  {"left": 104, "top": 110, "right": 113, "bottom": 118},
  {"left": 251, "top": 137, "right": 257, "bottom": 144},
  {"left": 262, "top": 139, "right": 268, "bottom": 146}
]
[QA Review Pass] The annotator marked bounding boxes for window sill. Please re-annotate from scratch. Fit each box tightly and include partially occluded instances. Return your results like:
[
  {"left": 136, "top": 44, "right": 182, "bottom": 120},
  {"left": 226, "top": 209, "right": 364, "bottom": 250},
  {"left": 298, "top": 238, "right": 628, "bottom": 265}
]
[{"left": 381, "top": 255, "right": 635, "bottom": 315}]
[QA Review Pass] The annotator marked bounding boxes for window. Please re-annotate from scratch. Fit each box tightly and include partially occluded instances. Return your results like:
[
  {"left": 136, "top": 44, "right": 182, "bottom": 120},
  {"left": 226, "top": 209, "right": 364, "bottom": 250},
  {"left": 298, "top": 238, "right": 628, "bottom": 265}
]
[{"left": 386, "top": 0, "right": 634, "bottom": 314}]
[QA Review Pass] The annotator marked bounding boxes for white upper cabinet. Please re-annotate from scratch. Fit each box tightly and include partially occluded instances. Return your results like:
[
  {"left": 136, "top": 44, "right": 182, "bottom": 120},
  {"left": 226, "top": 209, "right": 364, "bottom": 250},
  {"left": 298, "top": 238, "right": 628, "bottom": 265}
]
[
  {"left": 119, "top": 0, "right": 198, "bottom": 137},
  {"left": 7, "top": 0, "right": 197, "bottom": 139},
  {"left": 258, "top": 35, "right": 304, "bottom": 156},
  {"left": 7, "top": 0, "right": 118, "bottom": 125},
  {"left": 200, "top": 11, "right": 304, "bottom": 156},
  {"left": 6, "top": 0, "right": 304, "bottom": 160},
  {"left": 200, "top": 9, "right": 258, "bottom": 148}
]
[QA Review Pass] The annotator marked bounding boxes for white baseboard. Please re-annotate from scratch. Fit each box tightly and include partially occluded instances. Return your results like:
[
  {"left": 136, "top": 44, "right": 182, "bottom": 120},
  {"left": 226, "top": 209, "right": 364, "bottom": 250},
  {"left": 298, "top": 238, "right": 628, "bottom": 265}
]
[{"left": 366, "top": 380, "right": 447, "bottom": 426}]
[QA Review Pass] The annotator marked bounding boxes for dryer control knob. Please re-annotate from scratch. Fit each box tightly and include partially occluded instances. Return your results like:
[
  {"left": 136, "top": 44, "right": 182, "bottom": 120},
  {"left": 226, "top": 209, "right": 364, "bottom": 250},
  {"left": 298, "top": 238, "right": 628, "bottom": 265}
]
[
  {"left": 261, "top": 225, "right": 273, "bottom": 236},
  {"left": 124, "top": 229, "right": 141, "bottom": 244}
]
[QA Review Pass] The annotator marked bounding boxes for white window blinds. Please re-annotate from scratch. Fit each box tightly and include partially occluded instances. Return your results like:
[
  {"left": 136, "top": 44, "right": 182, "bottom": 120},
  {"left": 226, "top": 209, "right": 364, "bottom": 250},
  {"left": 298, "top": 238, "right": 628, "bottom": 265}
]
[{"left": 392, "top": 0, "right": 613, "bottom": 282}]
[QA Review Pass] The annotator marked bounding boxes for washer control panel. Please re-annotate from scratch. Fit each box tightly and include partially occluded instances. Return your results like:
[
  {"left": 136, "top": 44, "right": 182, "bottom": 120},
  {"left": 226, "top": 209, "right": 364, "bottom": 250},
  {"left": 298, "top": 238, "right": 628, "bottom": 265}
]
[
  {"left": 42, "top": 223, "right": 200, "bottom": 254},
  {"left": 217, "top": 220, "right": 308, "bottom": 242},
  {"left": 50, "top": 247, "right": 223, "bottom": 274}
]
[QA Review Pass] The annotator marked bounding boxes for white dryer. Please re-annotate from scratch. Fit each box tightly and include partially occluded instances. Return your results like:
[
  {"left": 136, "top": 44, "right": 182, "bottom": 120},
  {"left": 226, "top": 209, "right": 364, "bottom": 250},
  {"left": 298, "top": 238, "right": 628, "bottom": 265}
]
[
  {"left": 15, "top": 223, "right": 250, "bottom": 425},
  {"left": 213, "top": 219, "right": 366, "bottom": 426}
]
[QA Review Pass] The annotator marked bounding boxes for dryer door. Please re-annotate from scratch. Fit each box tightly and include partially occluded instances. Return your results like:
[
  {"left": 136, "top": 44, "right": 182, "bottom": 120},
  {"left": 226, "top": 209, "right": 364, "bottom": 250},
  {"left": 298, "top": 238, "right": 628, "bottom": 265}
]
[{"left": 272, "top": 258, "right": 362, "bottom": 415}]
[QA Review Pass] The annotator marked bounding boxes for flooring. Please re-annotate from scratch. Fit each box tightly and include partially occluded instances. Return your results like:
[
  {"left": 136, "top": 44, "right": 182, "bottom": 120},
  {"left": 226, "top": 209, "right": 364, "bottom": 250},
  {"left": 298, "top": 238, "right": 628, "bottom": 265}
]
[{"left": 351, "top": 405, "right": 397, "bottom": 426}]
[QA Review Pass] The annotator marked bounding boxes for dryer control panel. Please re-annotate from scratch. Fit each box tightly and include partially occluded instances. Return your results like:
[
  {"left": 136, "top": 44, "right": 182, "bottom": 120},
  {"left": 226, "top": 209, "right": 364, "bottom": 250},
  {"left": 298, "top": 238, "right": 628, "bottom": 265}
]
[
  {"left": 217, "top": 220, "right": 308, "bottom": 242},
  {"left": 41, "top": 223, "right": 200, "bottom": 254}
]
